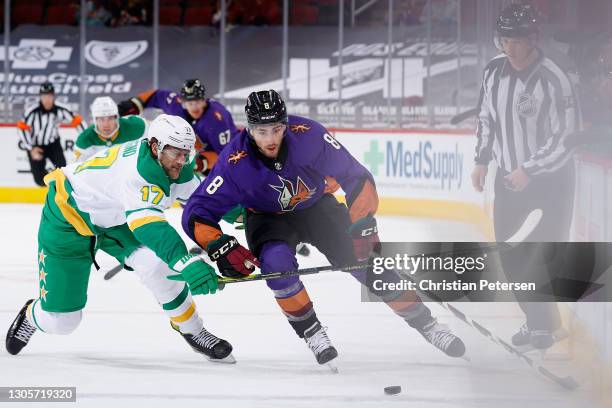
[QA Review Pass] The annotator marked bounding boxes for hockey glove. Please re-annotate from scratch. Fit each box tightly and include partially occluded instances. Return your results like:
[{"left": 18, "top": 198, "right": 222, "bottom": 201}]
[
  {"left": 195, "top": 151, "right": 218, "bottom": 176},
  {"left": 167, "top": 254, "right": 218, "bottom": 295},
  {"left": 207, "top": 234, "right": 259, "bottom": 278},
  {"left": 117, "top": 98, "right": 141, "bottom": 116},
  {"left": 348, "top": 215, "right": 380, "bottom": 261}
]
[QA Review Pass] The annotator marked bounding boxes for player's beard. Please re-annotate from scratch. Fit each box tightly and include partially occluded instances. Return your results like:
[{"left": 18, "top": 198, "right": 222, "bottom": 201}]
[{"left": 165, "top": 164, "right": 182, "bottom": 179}]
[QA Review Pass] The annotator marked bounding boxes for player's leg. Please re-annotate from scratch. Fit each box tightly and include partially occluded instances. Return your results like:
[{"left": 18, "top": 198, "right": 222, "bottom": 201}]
[
  {"left": 6, "top": 189, "right": 93, "bottom": 354},
  {"left": 245, "top": 212, "right": 337, "bottom": 366},
  {"left": 99, "top": 226, "right": 234, "bottom": 362},
  {"left": 301, "top": 194, "right": 465, "bottom": 357},
  {"left": 45, "top": 138, "right": 67, "bottom": 169},
  {"left": 27, "top": 147, "right": 47, "bottom": 186},
  {"left": 494, "top": 168, "right": 566, "bottom": 349}
]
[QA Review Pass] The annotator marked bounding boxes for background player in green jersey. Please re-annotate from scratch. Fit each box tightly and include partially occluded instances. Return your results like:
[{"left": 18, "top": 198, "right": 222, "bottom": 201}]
[{"left": 74, "top": 97, "right": 147, "bottom": 162}]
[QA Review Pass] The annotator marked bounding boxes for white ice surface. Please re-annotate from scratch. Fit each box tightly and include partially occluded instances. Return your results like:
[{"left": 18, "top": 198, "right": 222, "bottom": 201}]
[{"left": 0, "top": 204, "right": 598, "bottom": 407}]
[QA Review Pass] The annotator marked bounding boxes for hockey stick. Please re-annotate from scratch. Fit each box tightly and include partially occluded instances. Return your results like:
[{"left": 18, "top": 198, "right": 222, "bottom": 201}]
[
  {"left": 505, "top": 208, "right": 542, "bottom": 243},
  {"left": 217, "top": 209, "right": 543, "bottom": 288},
  {"left": 104, "top": 247, "right": 203, "bottom": 281},
  {"left": 450, "top": 107, "right": 477, "bottom": 125},
  {"left": 217, "top": 263, "right": 370, "bottom": 288},
  {"left": 437, "top": 300, "right": 579, "bottom": 390},
  {"left": 103, "top": 263, "right": 124, "bottom": 280},
  {"left": 429, "top": 209, "right": 579, "bottom": 390}
]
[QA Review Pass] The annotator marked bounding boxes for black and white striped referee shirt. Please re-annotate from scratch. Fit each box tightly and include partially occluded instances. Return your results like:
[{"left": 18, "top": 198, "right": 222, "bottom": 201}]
[
  {"left": 474, "top": 52, "right": 581, "bottom": 176},
  {"left": 17, "top": 102, "right": 86, "bottom": 150}
]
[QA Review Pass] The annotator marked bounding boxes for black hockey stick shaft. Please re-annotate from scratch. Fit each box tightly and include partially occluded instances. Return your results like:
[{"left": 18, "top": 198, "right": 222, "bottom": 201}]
[
  {"left": 217, "top": 209, "right": 543, "bottom": 288},
  {"left": 217, "top": 263, "right": 370, "bottom": 288}
]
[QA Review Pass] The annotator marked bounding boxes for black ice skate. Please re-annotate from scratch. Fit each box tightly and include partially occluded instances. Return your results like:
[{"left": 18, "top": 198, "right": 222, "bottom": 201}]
[
  {"left": 511, "top": 323, "right": 568, "bottom": 353},
  {"left": 304, "top": 321, "right": 338, "bottom": 372},
  {"left": 6, "top": 299, "right": 37, "bottom": 355},
  {"left": 171, "top": 322, "right": 235, "bottom": 364},
  {"left": 416, "top": 318, "right": 466, "bottom": 358}
]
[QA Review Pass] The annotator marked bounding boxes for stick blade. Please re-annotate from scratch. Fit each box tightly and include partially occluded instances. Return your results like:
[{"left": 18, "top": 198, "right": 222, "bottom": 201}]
[{"left": 506, "top": 209, "right": 543, "bottom": 243}]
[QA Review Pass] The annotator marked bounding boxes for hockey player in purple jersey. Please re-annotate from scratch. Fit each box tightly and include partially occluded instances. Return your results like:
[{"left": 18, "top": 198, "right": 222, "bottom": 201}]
[
  {"left": 118, "top": 79, "right": 239, "bottom": 174},
  {"left": 182, "top": 90, "right": 465, "bottom": 367}
]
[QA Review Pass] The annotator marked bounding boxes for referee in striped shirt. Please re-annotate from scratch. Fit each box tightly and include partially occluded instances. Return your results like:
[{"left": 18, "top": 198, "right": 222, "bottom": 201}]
[
  {"left": 17, "top": 83, "right": 86, "bottom": 186},
  {"left": 471, "top": 4, "right": 580, "bottom": 351}
]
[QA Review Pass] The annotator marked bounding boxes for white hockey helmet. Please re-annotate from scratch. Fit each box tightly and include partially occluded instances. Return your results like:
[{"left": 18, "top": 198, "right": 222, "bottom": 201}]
[
  {"left": 91, "top": 96, "right": 119, "bottom": 138},
  {"left": 91, "top": 96, "right": 119, "bottom": 119},
  {"left": 148, "top": 114, "right": 196, "bottom": 159}
]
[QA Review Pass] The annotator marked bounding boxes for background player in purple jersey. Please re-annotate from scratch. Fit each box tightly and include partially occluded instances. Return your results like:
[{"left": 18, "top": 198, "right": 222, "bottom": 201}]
[
  {"left": 118, "top": 79, "right": 240, "bottom": 175},
  {"left": 181, "top": 90, "right": 466, "bottom": 368}
]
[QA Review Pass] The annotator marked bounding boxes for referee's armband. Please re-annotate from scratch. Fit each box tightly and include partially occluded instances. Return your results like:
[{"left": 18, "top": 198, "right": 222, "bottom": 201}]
[{"left": 16, "top": 121, "right": 31, "bottom": 131}]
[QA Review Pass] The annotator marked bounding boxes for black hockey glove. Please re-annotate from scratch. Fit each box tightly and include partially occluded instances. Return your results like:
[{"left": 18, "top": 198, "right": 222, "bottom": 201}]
[
  {"left": 117, "top": 98, "right": 141, "bottom": 116},
  {"left": 207, "top": 234, "right": 259, "bottom": 278}
]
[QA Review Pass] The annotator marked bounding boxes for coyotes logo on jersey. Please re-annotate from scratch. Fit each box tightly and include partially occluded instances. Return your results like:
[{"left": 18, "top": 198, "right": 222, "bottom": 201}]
[
  {"left": 270, "top": 175, "right": 316, "bottom": 212},
  {"left": 290, "top": 124, "right": 311, "bottom": 133},
  {"left": 228, "top": 150, "right": 248, "bottom": 164}
]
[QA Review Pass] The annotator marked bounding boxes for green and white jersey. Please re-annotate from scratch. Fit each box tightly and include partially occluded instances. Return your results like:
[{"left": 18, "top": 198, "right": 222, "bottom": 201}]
[
  {"left": 74, "top": 115, "right": 147, "bottom": 162},
  {"left": 59, "top": 138, "right": 199, "bottom": 265}
]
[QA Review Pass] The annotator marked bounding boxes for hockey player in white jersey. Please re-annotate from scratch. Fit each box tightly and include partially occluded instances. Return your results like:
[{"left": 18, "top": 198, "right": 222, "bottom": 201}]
[
  {"left": 6, "top": 114, "right": 234, "bottom": 363},
  {"left": 74, "top": 97, "right": 147, "bottom": 162}
]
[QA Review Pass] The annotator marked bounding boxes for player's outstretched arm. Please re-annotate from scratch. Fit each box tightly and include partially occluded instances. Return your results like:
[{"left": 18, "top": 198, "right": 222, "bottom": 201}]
[
  {"left": 126, "top": 193, "right": 217, "bottom": 296},
  {"left": 182, "top": 160, "right": 257, "bottom": 277}
]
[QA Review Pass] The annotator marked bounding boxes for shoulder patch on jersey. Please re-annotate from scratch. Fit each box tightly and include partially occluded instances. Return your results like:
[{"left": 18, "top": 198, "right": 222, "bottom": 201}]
[
  {"left": 214, "top": 111, "right": 223, "bottom": 121},
  {"left": 290, "top": 124, "right": 311, "bottom": 133},
  {"left": 269, "top": 175, "right": 316, "bottom": 212},
  {"left": 228, "top": 150, "right": 248, "bottom": 164}
]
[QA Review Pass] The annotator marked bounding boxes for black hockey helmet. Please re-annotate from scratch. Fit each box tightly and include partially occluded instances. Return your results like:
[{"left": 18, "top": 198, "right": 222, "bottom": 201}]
[
  {"left": 245, "top": 90, "right": 287, "bottom": 126},
  {"left": 39, "top": 82, "right": 55, "bottom": 95},
  {"left": 180, "top": 79, "right": 206, "bottom": 101},
  {"left": 496, "top": 3, "right": 538, "bottom": 38}
]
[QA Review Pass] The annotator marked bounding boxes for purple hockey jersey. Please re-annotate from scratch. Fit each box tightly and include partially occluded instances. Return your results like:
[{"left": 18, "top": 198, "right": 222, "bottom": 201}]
[
  {"left": 182, "top": 115, "right": 374, "bottom": 239},
  {"left": 143, "top": 89, "right": 239, "bottom": 153}
]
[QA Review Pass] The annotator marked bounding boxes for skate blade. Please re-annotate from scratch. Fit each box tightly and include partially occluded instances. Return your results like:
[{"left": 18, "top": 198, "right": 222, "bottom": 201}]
[
  {"left": 324, "top": 359, "right": 339, "bottom": 374},
  {"left": 208, "top": 353, "right": 237, "bottom": 364}
]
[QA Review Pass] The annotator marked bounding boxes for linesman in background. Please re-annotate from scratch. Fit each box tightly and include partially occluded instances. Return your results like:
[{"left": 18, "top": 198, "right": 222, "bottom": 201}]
[
  {"left": 17, "top": 83, "right": 86, "bottom": 186},
  {"left": 470, "top": 4, "right": 581, "bottom": 350}
]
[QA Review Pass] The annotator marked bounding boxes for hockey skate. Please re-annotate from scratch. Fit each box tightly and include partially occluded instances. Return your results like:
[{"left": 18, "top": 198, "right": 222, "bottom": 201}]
[
  {"left": 511, "top": 323, "right": 569, "bottom": 354},
  {"left": 6, "top": 299, "right": 37, "bottom": 355},
  {"left": 415, "top": 318, "right": 466, "bottom": 358},
  {"left": 304, "top": 322, "right": 338, "bottom": 373},
  {"left": 171, "top": 322, "right": 236, "bottom": 364}
]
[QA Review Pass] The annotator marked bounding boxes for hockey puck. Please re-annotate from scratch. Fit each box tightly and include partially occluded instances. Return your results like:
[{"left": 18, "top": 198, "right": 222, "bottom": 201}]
[{"left": 384, "top": 386, "right": 401, "bottom": 395}]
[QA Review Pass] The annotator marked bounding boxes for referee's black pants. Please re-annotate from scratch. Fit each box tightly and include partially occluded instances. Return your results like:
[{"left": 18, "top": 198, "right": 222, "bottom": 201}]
[
  {"left": 28, "top": 139, "right": 66, "bottom": 186},
  {"left": 493, "top": 163, "right": 575, "bottom": 331}
]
